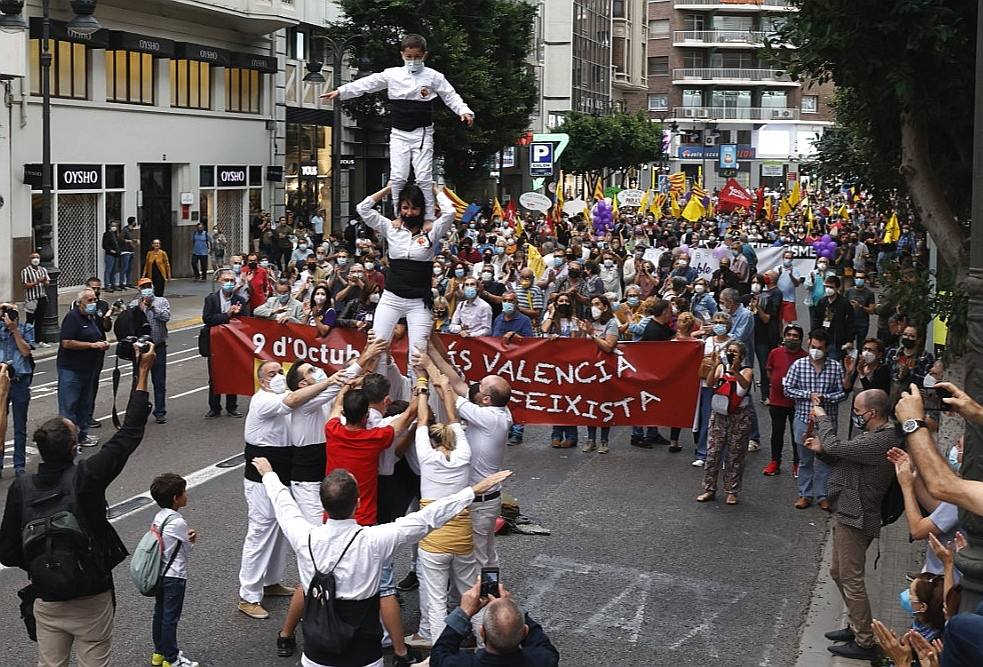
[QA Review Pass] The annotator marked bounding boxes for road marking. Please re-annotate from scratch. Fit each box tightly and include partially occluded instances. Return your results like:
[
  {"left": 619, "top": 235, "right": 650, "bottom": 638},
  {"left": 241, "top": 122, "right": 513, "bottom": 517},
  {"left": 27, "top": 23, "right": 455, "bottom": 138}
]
[
  {"left": 0, "top": 451, "right": 244, "bottom": 574},
  {"left": 169, "top": 385, "right": 209, "bottom": 399}
]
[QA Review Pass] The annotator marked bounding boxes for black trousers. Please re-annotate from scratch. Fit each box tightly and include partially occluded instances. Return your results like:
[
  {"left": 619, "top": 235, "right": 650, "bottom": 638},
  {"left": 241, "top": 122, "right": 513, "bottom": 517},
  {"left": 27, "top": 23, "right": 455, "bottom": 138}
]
[
  {"left": 207, "top": 356, "right": 238, "bottom": 413},
  {"left": 151, "top": 265, "right": 166, "bottom": 297},
  {"left": 191, "top": 254, "right": 208, "bottom": 280},
  {"left": 26, "top": 296, "right": 47, "bottom": 331},
  {"left": 769, "top": 404, "right": 799, "bottom": 465}
]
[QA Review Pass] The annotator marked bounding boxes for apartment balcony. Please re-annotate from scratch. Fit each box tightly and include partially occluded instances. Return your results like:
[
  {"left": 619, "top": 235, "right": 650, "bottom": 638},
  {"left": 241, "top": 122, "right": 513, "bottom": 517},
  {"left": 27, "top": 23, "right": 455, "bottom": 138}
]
[
  {"left": 107, "top": 0, "right": 299, "bottom": 33},
  {"left": 672, "top": 30, "right": 788, "bottom": 48},
  {"left": 674, "top": 0, "right": 796, "bottom": 11},
  {"left": 671, "top": 106, "right": 800, "bottom": 121},
  {"left": 671, "top": 67, "right": 797, "bottom": 86}
]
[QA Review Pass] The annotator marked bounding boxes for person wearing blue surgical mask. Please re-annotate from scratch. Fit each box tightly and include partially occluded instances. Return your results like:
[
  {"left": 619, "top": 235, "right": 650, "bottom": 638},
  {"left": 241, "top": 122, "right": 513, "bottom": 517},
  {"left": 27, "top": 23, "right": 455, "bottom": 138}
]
[
  {"left": 255, "top": 278, "right": 304, "bottom": 325},
  {"left": 57, "top": 287, "right": 111, "bottom": 449},
  {"left": 845, "top": 271, "right": 876, "bottom": 351},
  {"left": 129, "top": 278, "right": 172, "bottom": 423},
  {"left": 449, "top": 277, "right": 492, "bottom": 337}
]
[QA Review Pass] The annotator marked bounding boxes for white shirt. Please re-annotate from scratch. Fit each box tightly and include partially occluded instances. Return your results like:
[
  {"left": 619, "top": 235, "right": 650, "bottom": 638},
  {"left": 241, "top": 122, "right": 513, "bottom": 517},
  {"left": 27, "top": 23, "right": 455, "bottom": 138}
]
[
  {"left": 152, "top": 508, "right": 193, "bottom": 580},
  {"left": 337, "top": 65, "right": 473, "bottom": 118},
  {"left": 288, "top": 364, "right": 362, "bottom": 446},
  {"left": 244, "top": 390, "right": 292, "bottom": 446},
  {"left": 311, "top": 214, "right": 324, "bottom": 235},
  {"left": 416, "top": 424, "right": 471, "bottom": 499},
  {"left": 356, "top": 191, "right": 455, "bottom": 260},
  {"left": 455, "top": 396, "right": 511, "bottom": 492}
]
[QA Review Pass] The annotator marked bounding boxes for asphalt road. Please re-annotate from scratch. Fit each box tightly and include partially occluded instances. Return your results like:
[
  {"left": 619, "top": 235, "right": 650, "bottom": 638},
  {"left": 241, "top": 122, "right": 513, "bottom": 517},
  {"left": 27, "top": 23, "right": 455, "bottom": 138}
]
[{"left": 0, "top": 324, "right": 837, "bottom": 667}]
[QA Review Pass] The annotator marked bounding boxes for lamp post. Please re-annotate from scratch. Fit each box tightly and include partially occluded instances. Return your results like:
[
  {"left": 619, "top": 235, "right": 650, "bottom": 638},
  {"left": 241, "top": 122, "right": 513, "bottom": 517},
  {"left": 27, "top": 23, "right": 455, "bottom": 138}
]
[
  {"left": 953, "top": 2, "right": 983, "bottom": 612},
  {"left": 303, "top": 37, "right": 369, "bottom": 235},
  {"left": 0, "top": 0, "right": 101, "bottom": 342}
]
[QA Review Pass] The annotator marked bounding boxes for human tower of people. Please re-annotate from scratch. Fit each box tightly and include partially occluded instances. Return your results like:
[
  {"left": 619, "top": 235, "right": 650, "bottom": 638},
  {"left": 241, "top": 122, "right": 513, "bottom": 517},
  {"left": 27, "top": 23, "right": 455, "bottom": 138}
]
[{"left": 1, "top": 29, "right": 982, "bottom": 667}]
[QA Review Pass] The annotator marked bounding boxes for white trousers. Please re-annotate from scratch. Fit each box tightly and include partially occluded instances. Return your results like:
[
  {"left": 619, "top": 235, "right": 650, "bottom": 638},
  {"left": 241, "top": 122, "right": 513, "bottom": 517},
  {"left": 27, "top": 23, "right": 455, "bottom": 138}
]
[
  {"left": 469, "top": 497, "right": 501, "bottom": 569},
  {"left": 390, "top": 126, "right": 435, "bottom": 219},
  {"left": 372, "top": 290, "right": 433, "bottom": 374},
  {"left": 238, "top": 479, "right": 289, "bottom": 603},
  {"left": 417, "top": 549, "right": 480, "bottom": 642},
  {"left": 291, "top": 481, "right": 323, "bottom": 526}
]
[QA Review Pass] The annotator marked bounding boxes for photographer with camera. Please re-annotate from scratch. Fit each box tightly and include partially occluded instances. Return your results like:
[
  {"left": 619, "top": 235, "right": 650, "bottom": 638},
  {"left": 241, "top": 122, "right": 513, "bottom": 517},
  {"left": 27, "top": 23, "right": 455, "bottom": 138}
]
[
  {"left": 129, "top": 278, "right": 171, "bottom": 424},
  {"left": 57, "top": 288, "right": 110, "bottom": 448},
  {"left": 0, "top": 342, "right": 156, "bottom": 667},
  {"left": 0, "top": 303, "right": 34, "bottom": 477},
  {"left": 78, "top": 278, "right": 120, "bottom": 435}
]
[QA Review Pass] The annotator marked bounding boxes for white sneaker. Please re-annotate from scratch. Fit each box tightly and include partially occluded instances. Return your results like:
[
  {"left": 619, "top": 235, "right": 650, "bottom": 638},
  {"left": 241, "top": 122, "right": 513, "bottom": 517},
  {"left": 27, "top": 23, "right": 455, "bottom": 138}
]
[
  {"left": 748, "top": 440, "right": 761, "bottom": 452},
  {"left": 691, "top": 459, "right": 705, "bottom": 467},
  {"left": 404, "top": 633, "right": 432, "bottom": 649},
  {"left": 79, "top": 435, "right": 99, "bottom": 448},
  {"left": 165, "top": 653, "right": 199, "bottom": 667},
  {"left": 37, "top": 341, "right": 52, "bottom": 348}
]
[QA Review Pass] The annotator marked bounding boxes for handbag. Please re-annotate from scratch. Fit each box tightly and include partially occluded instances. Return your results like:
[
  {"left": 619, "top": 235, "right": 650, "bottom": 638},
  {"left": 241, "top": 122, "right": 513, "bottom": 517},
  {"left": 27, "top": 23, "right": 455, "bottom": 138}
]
[
  {"left": 699, "top": 351, "right": 718, "bottom": 382},
  {"left": 711, "top": 372, "right": 743, "bottom": 415}
]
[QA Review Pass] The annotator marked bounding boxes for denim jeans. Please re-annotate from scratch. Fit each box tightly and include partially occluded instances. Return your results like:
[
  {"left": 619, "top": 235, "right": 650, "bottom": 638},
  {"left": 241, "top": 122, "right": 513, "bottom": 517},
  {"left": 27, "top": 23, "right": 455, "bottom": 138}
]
[
  {"left": 152, "top": 576, "right": 187, "bottom": 662},
  {"left": 6, "top": 375, "right": 31, "bottom": 471},
  {"left": 631, "top": 426, "right": 660, "bottom": 440},
  {"left": 120, "top": 253, "right": 133, "bottom": 285},
  {"left": 104, "top": 254, "right": 117, "bottom": 288},
  {"left": 793, "top": 418, "right": 829, "bottom": 500},
  {"left": 58, "top": 365, "right": 98, "bottom": 440},
  {"left": 509, "top": 424, "right": 524, "bottom": 441},
  {"left": 585, "top": 426, "right": 610, "bottom": 442},
  {"left": 550, "top": 425, "right": 577, "bottom": 445},
  {"left": 149, "top": 343, "right": 167, "bottom": 417},
  {"left": 693, "top": 386, "right": 715, "bottom": 460},
  {"left": 941, "top": 601, "right": 983, "bottom": 667}
]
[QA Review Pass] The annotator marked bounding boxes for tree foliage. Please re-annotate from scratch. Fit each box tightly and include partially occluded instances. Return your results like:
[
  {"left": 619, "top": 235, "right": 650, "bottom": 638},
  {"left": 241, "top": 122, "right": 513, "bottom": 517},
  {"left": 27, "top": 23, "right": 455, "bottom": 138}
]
[
  {"left": 556, "top": 111, "right": 664, "bottom": 180},
  {"left": 766, "top": 0, "right": 975, "bottom": 271},
  {"left": 330, "top": 0, "right": 538, "bottom": 194}
]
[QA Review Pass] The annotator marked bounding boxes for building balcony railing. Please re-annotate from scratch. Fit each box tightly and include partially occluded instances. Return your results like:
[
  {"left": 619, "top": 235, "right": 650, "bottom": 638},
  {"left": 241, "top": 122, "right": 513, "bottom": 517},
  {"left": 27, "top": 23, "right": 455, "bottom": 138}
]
[
  {"left": 671, "top": 67, "right": 796, "bottom": 84},
  {"left": 671, "top": 106, "right": 800, "bottom": 121},
  {"left": 672, "top": 30, "right": 782, "bottom": 47},
  {"left": 674, "top": 0, "right": 796, "bottom": 11}
]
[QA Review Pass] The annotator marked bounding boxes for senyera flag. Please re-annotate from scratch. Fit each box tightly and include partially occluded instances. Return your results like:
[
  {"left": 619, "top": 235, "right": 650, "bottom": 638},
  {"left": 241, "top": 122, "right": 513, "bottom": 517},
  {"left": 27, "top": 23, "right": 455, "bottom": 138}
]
[{"left": 209, "top": 318, "right": 703, "bottom": 427}]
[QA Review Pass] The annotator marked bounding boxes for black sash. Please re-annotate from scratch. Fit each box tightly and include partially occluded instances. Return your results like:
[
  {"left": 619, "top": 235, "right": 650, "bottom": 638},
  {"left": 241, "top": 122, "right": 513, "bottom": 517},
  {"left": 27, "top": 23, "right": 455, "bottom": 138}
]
[
  {"left": 390, "top": 99, "right": 434, "bottom": 131},
  {"left": 387, "top": 258, "right": 434, "bottom": 308},
  {"left": 244, "top": 443, "right": 292, "bottom": 485}
]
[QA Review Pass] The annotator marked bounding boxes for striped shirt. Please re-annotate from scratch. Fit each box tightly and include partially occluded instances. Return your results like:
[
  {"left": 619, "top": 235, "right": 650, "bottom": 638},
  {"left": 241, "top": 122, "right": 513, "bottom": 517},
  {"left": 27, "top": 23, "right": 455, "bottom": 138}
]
[
  {"left": 512, "top": 283, "right": 544, "bottom": 319},
  {"left": 782, "top": 356, "right": 847, "bottom": 423},
  {"left": 128, "top": 297, "right": 171, "bottom": 344},
  {"left": 21, "top": 265, "right": 49, "bottom": 301}
]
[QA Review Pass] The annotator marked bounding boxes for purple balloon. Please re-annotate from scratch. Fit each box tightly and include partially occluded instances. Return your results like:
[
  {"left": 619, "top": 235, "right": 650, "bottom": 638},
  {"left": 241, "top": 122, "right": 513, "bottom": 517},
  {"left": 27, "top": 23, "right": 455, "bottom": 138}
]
[
  {"left": 821, "top": 234, "right": 832, "bottom": 243},
  {"left": 812, "top": 241, "right": 822, "bottom": 252},
  {"left": 679, "top": 243, "right": 690, "bottom": 255},
  {"left": 712, "top": 246, "right": 730, "bottom": 260}
]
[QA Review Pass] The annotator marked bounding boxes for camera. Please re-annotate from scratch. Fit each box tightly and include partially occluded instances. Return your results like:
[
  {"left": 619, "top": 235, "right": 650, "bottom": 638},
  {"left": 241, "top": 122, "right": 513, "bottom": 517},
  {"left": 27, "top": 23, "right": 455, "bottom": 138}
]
[
  {"left": 935, "top": 385, "right": 953, "bottom": 412},
  {"left": 1, "top": 305, "right": 18, "bottom": 322},
  {"left": 117, "top": 335, "right": 152, "bottom": 361},
  {"left": 480, "top": 567, "right": 500, "bottom": 598}
]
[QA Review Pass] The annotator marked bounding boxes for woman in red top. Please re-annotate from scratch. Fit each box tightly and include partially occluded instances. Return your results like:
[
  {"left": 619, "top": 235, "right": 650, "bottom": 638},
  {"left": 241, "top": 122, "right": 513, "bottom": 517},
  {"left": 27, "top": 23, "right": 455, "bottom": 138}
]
[{"left": 244, "top": 252, "right": 272, "bottom": 312}]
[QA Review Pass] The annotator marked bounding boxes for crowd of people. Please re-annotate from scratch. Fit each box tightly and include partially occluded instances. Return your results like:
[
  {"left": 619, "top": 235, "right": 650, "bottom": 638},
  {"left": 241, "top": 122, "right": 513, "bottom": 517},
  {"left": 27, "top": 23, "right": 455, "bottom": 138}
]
[{"left": 0, "top": 176, "right": 981, "bottom": 667}]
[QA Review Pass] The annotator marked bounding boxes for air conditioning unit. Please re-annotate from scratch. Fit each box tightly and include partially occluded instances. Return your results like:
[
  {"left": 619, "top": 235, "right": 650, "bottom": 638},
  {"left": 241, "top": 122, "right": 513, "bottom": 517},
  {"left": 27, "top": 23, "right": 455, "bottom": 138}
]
[
  {"left": 682, "top": 108, "right": 698, "bottom": 118},
  {"left": 704, "top": 135, "right": 718, "bottom": 147},
  {"left": 681, "top": 108, "right": 710, "bottom": 119},
  {"left": 771, "top": 109, "right": 795, "bottom": 120}
]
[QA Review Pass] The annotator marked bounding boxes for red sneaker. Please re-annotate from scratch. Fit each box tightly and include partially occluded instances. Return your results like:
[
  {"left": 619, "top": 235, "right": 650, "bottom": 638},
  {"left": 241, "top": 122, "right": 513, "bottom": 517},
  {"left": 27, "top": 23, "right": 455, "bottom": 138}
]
[{"left": 762, "top": 460, "right": 780, "bottom": 476}]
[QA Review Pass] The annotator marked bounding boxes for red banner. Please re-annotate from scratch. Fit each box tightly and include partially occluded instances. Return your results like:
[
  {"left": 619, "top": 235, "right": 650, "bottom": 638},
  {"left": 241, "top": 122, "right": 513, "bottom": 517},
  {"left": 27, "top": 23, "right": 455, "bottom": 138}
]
[
  {"left": 718, "top": 178, "right": 755, "bottom": 211},
  {"left": 209, "top": 318, "right": 703, "bottom": 427}
]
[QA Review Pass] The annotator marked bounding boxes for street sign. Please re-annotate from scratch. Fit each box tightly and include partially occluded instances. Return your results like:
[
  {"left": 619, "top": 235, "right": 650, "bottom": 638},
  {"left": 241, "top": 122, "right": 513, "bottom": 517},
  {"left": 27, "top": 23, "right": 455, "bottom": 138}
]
[
  {"left": 339, "top": 155, "right": 356, "bottom": 171},
  {"left": 529, "top": 142, "right": 554, "bottom": 177}
]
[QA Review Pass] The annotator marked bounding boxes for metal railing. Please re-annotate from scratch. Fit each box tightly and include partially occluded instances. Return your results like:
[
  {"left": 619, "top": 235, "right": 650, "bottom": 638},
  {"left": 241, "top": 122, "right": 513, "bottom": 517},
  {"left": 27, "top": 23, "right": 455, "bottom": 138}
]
[
  {"left": 671, "top": 106, "right": 800, "bottom": 120},
  {"left": 673, "top": 0, "right": 795, "bottom": 9},
  {"left": 672, "top": 30, "right": 777, "bottom": 45},
  {"left": 671, "top": 67, "right": 794, "bottom": 82}
]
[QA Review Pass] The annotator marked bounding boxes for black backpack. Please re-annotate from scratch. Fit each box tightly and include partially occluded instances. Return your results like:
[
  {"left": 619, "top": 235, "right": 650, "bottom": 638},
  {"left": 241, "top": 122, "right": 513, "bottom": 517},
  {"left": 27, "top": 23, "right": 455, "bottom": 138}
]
[
  {"left": 303, "top": 529, "right": 364, "bottom": 656},
  {"left": 19, "top": 467, "right": 105, "bottom": 601},
  {"left": 881, "top": 474, "right": 905, "bottom": 526},
  {"left": 113, "top": 304, "right": 150, "bottom": 343}
]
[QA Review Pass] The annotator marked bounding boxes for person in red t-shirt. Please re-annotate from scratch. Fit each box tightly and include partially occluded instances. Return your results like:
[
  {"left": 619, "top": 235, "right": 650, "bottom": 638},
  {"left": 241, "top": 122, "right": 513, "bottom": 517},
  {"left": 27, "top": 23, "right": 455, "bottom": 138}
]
[
  {"left": 244, "top": 252, "right": 272, "bottom": 312},
  {"left": 763, "top": 324, "right": 808, "bottom": 477}
]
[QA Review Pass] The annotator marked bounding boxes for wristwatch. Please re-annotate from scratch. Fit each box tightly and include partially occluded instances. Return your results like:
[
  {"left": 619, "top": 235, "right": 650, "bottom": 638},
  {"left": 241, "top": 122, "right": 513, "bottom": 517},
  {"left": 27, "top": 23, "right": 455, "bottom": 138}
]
[{"left": 902, "top": 418, "right": 928, "bottom": 434}]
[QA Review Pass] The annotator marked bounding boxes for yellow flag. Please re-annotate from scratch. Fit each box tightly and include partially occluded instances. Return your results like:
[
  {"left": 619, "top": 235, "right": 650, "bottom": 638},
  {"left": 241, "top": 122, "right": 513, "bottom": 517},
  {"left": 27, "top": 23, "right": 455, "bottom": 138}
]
[
  {"left": 514, "top": 219, "right": 525, "bottom": 238},
  {"left": 638, "top": 190, "right": 649, "bottom": 213},
  {"left": 778, "top": 197, "right": 792, "bottom": 219},
  {"left": 764, "top": 196, "right": 773, "bottom": 221},
  {"left": 807, "top": 206, "right": 814, "bottom": 234},
  {"left": 883, "top": 212, "right": 900, "bottom": 244},
  {"left": 442, "top": 186, "right": 469, "bottom": 219},
  {"left": 651, "top": 192, "right": 665, "bottom": 219},
  {"left": 491, "top": 197, "right": 504, "bottom": 221},
  {"left": 525, "top": 242, "right": 546, "bottom": 279},
  {"left": 593, "top": 178, "right": 604, "bottom": 201},
  {"left": 706, "top": 199, "right": 714, "bottom": 219},
  {"left": 611, "top": 192, "right": 619, "bottom": 218},
  {"left": 583, "top": 202, "right": 592, "bottom": 221},
  {"left": 681, "top": 194, "right": 705, "bottom": 222},
  {"left": 670, "top": 191, "right": 681, "bottom": 218},
  {"left": 788, "top": 181, "right": 801, "bottom": 208},
  {"left": 838, "top": 203, "right": 849, "bottom": 219},
  {"left": 553, "top": 171, "right": 565, "bottom": 225}
]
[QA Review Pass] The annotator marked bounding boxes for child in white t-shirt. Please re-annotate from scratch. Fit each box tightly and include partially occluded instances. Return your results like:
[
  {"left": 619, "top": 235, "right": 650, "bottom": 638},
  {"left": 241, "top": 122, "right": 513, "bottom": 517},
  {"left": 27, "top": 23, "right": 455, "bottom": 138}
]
[{"left": 149, "top": 473, "right": 198, "bottom": 667}]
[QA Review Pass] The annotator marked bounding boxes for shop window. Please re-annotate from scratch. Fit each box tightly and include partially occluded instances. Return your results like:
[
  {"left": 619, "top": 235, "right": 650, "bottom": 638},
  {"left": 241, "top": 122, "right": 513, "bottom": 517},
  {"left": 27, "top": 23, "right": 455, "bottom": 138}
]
[
  {"left": 106, "top": 191, "right": 123, "bottom": 225},
  {"left": 170, "top": 59, "right": 211, "bottom": 109},
  {"left": 200, "top": 165, "right": 215, "bottom": 187},
  {"left": 105, "top": 165, "right": 125, "bottom": 189},
  {"left": 226, "top": 68, "right": 261, "bottom": 114},
  {"left": 29, "top": 39, "right": 87, "bottom": 99},
  {"left": 249, "top": 166, "right": 263, "bottom": 187},
  {"left": 106, "top": 50, "right": 154, "bottom": 104}
]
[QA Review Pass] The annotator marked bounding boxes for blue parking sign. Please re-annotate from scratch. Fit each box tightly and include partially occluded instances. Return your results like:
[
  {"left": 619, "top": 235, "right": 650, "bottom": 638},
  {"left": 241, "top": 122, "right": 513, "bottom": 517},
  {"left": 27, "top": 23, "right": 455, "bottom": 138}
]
[{"left": 529, "top": 142, "right": 554, "bottom": 177}]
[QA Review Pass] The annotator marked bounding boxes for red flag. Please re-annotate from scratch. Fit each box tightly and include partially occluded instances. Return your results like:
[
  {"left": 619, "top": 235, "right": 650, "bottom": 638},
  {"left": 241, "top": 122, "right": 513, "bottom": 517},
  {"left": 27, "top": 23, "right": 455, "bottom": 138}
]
[
  {"left": 754, "top": 186, "right": 765, "bottom": 214},
  {"left": 718, "top": 178, "right": 755, "bottom": 211},
  {"left": 504, "top": 200, "right": 517, "bottom": 226}
]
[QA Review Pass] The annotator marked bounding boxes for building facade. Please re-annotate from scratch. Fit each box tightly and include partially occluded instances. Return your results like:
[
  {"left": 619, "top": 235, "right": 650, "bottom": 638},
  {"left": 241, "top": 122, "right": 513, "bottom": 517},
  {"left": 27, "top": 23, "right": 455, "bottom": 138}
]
[{"left": 645, "top": 0, "right": 834, "bottom": 190}]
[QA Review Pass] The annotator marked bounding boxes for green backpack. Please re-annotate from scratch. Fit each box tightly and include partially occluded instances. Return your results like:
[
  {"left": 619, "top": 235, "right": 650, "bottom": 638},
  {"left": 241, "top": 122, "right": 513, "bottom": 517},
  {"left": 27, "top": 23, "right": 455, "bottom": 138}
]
[{"left": 129, "top": 514, "right": 182, "bottom": 597}]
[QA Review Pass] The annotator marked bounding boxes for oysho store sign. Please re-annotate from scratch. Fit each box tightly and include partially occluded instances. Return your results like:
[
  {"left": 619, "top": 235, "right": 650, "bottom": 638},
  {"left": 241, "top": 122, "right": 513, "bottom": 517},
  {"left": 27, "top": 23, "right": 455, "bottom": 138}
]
[
  {"left": 218, "top": 166, "right": 247, "bottom": 187},
  {"left": 57, "top": 164, "right": 102, "bottom": 190}
]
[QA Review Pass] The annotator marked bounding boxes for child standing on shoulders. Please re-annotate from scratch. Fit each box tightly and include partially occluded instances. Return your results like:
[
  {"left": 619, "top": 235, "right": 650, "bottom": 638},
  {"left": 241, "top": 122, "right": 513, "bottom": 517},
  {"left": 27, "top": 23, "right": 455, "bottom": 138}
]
[{"left": 150, "top": 473, "right": 198, "bottom": 667}]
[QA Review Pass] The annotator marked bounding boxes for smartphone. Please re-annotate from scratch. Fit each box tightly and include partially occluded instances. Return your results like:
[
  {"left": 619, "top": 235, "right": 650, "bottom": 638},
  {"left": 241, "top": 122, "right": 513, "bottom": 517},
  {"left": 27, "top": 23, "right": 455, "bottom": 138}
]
[
  {"left": 480, "top": 567, "right": 500, "bottom": 598},
  {"left": 935, "top": 386, "right": 953, "bottom": 412}
]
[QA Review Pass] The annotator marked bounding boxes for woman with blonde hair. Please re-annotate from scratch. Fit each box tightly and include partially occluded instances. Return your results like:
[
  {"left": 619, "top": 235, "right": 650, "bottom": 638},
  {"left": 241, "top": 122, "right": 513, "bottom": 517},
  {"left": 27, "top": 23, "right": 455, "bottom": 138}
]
[{"left": 408, "top": 370, "right": 479, "bottom": 647}]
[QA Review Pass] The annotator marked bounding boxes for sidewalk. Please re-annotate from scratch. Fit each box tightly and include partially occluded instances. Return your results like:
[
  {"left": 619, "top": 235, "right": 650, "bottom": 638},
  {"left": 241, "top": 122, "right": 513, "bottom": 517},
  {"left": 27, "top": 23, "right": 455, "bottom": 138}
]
[{"left": 32, "top": 278, "right": 211, "bottom": 359}]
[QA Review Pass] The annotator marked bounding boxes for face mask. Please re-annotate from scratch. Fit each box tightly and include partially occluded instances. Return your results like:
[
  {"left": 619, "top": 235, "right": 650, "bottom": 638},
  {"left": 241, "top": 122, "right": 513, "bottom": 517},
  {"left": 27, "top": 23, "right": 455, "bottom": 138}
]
[
  {"left": 248, "top": 261, "right": 258, "bottom": 270},
  {"left": 557, "top": 303, "right": 571, "bottom": 314},
  {"left": 278, "top": 293, "right": 290, "bottom": 304},
  {"left": 899, "top": 589, "right": 918, "bottom": 616},
  {"left": 817, "top": 263, "right": 828, "bottom": 271},
  {"left": 861, "top": 350, "right": 877, "bottom": 364},
  {"left": 784, "top": 338, "right": 801, "bottom": 350},
  {"left": 901, "top": 337, "right": 916, "bottom": 349},
  {"left": 851, "top": 410, "right": 870, "bottom": 430},
  {"left": 364, "top": 262, "right": 375, "bottom": 272},
  {"left": 260, "top": 260, "right": 270, "bottom": 268},
  {"left": 464, "top": 287, "right": 478, "bottom": 300},
  {"left": 433, "top": 267, "right": 443, "bottom": 276},
  {"left": 314, "top": 293, "right": 327, "bottom": 305},
  {"left": 712, "top": 323, "right": 727, "bottom": 336},
  {"left": 591, "top": 306, "right": 603, "bottom": 320},
  {"left": 568, "top": 269, "right": 581, "bottom": 278},
  {"left": 222, "top": 281, "right": 236, "bottom": 293},
  {"left": 299, "top": 244, "right": 307, "bottom": 250},
  {"left": 141, "top": 288, "right": 154, "bottom": 299},
  {"left": 502, "top": 302, "right": 515, "bottom": 315},
  {"left": 627, "top": 296, "right": 640, "bottom": 307},
  {"left": 824, "top": 287, "right": 836, "bottom": 299},
  {"left": 809, "top": 347, "right": 825, "bottom": 361},
  {"left": 949, "top": 446, "right": 961, "bottom": 471},
  {"left": 554, "top": 257, "right": 564, "bottom": 268},
  {"left": 725, "top": 352, "right": 736, "bottom": 365},
  {"left": 694, "top": 284, "right": 706, "bottom": 294},
  {"left": 751, "top": 283, "right": 762, "bottom": 294},
  {"left": 455, "top": 268, "right": 466, "bottom": 278},
  {"left": 404, "top": 58, "right": 424, "bottom": 74},
  {"left": 481, "top": 272, "right": 493, "bottom": 282},
  {"left": 337, "top": 257, "right": 349, "bottom": 266},
  {"left": 84, "top": 302, "right": 98, "bottom": 315},
  {"left": 494, "top": 247, "right": 504, "bottom": 255},
  {"left": 110, "top": 226, "right": 117, "bottom": 232},
  {"left": 268, "top": 374, "right": 287, "bottom": 394},
  {"left": 603, "top": 260, "right": 614, "bottom": 269},
  {"left": 854, "top": 278, "right": 865, "bottom": 288},
  {"left": 31, "top": 257, "right": 40, "bottom": 266},
  {"left": 311, "top": 368, "right": 328, "bottom": 384},
  {"left": 369, "top": 292, "right": 380, "bottom": 304},
  {"left": 233, "top": 263, "right": 242, "bottom": 274}
]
